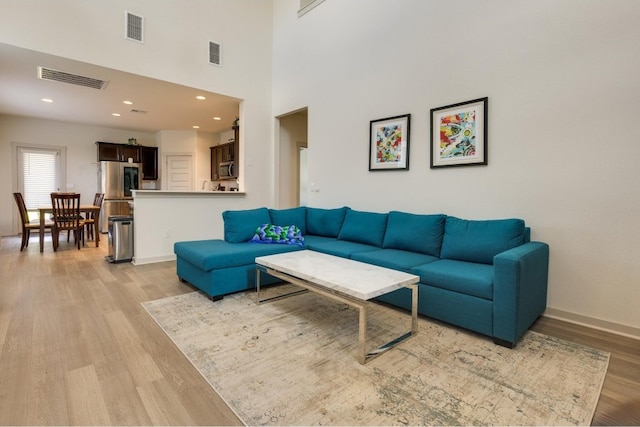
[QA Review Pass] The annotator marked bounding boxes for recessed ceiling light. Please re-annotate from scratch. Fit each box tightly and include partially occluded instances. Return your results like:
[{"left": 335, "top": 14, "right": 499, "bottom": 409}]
[
  {"left": 41, "top": 98, "right": 53, "bottom": 103},
  {"left": 123, "top": 100, "right": 133, "bottom": 105},
  {"left": 112, "top": 113, "right": 121, "bottom": 117},
  {"left": 213, "top": 116, "right": 222, "bottom": 121},
  {"left": 193, "top": 125, "right": 200, "bottom": 129},
  {"left": 196, "top": 95, "right": 206, "bottom": 100}
]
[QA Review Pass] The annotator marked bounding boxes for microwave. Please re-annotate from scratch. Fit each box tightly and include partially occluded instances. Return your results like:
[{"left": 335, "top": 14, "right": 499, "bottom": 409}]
[{"left": 219, "top": 161, "right": 235, "bottom": 179}]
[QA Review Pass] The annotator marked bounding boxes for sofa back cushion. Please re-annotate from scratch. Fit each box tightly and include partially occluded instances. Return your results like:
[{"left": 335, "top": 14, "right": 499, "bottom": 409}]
[
  {"left": 337, "top": 210, "right": 388, "bottom": 247},
  {"left": 269, "top": 207, "right": 307, "bottom": 234},
  {"left": 222, "top": 207, "right": 271, "bottom": 243},
  {"left": 306, "top": 207, "right": 348, "bottom": 237},
  {"left": 383, "top": 211, "right": 446, "bottom": 256},
  {"left": 440, "top": 216, "right": 525, "bottom": 264}
]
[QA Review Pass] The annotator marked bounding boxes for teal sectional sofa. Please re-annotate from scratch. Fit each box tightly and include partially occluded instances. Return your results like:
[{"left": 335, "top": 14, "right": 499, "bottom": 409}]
[{"left": 174, "top": 206, "right": 549, "bottom": 348}]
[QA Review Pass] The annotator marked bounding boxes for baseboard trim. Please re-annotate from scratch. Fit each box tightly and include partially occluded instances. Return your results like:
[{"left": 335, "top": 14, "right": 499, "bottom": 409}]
[
  {"left": 543, "top": 307, "right": 640, "bottom": 341},
  {"left": 132, "top": 254, "right": 176, "bottom": 265}
]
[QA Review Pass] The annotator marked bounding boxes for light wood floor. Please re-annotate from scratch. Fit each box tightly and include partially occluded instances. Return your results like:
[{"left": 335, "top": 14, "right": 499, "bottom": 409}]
[{"left": 0, "top": 234, "right": 638, "bottom": 426}]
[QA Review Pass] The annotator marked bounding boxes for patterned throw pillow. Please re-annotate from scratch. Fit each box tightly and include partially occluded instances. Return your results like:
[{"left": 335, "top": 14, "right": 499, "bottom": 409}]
[{"left": 249, "top": 224, "right": 305, "bottom": 246}]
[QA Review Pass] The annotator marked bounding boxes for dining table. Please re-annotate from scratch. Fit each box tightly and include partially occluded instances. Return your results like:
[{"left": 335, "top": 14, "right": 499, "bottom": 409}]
[{"left": 38, "top": 205, "right": 101, "bottom": 252}]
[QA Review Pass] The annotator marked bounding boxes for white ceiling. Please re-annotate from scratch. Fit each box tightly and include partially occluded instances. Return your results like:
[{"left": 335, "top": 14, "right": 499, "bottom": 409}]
[{"left": 0, "top": 43, "right": 240, "bottom": 134}]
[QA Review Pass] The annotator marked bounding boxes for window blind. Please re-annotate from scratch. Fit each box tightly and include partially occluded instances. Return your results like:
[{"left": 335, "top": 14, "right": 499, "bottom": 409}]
[{"left": 21, "top": 150, "right": 59, "bottom": 209}]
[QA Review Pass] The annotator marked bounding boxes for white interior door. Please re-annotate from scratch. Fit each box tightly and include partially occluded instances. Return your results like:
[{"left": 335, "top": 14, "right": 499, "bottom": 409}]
[{"left": 165, "top": 155, "right": 193, "bottom": 190}]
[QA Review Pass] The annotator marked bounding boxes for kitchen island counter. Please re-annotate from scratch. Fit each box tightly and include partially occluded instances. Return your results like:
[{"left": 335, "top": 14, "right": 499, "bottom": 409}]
[
  {"left": 131, "top": 189, "right": 253, "bottom": 265},
  {"left": 134, "top": 190, "right": 245, "bottom": 197}
]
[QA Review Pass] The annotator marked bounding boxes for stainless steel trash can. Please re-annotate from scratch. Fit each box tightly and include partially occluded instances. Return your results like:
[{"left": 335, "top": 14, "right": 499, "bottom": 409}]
[{"left": 106, "top": 215, "right": 133, "bottom": 263}]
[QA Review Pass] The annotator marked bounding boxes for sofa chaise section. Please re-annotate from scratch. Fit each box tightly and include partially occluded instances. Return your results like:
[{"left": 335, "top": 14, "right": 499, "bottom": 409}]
[
  {"left": 175, "top": 207, "right": 304, "bottom": 300},
  {"left": 174, "top": 239, "right": 301, "bottom": 300}
]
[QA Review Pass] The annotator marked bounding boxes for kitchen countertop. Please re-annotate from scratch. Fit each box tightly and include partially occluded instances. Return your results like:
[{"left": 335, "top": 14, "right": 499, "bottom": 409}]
[{"left": 133, "top": 190, "right": 246, "bottom": 197}]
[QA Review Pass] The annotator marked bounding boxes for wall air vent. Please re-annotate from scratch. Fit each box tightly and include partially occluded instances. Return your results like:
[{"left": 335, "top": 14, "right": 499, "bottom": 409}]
[
  {"left": 38, "top": 67, "right": 108, "bottom": 90},
  {"left": 125, "top": 11, "right": 144, "bottom": 42},
  {"left": 209, "top": 41, "right": 222, "bottom": 66}
]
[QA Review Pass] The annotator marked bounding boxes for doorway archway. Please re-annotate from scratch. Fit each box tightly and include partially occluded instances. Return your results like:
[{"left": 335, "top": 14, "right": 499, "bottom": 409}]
[{"left": 276, "top": 108, "right": 308, "bottom": 207}]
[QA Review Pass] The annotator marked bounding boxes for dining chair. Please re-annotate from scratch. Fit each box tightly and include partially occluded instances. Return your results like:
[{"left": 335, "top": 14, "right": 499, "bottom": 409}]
[
  {"left": 13, "top": 192, "right": 53, "bottom": 251},
  {"left": 50, "top": 192, "right": 85, "bottom": 251},
  {"left": 84, "top": 192, "right": 104, "bottom": 241}
]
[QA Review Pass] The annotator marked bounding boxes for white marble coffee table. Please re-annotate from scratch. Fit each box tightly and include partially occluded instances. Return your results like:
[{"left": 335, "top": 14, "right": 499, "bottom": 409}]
[{"left": 255, "top": 250, "right": 419, "bottom": 364}]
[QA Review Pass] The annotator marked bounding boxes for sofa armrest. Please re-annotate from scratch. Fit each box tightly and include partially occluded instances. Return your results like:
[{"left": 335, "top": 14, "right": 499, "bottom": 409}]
[{"left": 492, "top": 241, "right": 549, "bottom": 346}]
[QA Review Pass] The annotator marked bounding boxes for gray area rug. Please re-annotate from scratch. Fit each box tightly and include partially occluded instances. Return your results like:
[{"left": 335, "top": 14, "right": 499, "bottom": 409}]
[{"left": 142, "top": 289, "right": 609, "bottom": 426}]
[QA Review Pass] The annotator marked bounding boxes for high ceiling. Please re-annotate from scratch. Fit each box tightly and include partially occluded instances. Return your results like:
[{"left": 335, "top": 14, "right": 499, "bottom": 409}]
[{"left": 0, "top": 43, "right": 240, "bottom": 134}]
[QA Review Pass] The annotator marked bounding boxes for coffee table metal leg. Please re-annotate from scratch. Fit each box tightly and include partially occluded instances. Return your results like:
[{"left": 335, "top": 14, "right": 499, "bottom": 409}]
[
  {"left": 255, "top": 267, "right": 262, "bottom": 304},
  {"left": 411, "top": 283, "right": 418, "bottom": 333},
  {"left": 363, "top": 283, "right": 418, "bottom": 364},
  {"left": 255, "top": 266, "right": 308, "bottom": 305},
  {"left": 358, "top": 304, "right": 367, "bottom": 364}
]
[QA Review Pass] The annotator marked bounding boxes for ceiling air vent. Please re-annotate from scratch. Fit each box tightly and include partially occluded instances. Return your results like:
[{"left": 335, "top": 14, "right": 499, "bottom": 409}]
[
  {"left": 125, "top": 11, "right": 144, "bottom": 42},
  {"left": 38, "top": 67, "right": 108, "bottom": 90},
  {"left": 209, "top": 41, "right": 222, "bottom": 66},
  {"left": 130, "top": 109, "right": 147, "bottom": 114}
]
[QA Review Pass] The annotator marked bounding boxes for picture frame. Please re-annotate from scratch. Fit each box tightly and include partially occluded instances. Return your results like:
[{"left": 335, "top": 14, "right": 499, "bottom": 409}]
[
  {"left": 369, "top": 114, "right": 411, "bottom": 171},
  {"left": 430, "top": 97, "right": 488, "bottom": 168}
]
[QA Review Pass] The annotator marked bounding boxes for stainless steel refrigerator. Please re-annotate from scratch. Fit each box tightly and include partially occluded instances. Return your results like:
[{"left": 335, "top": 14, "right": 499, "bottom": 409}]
[{"left": 98, "top": 161, "right": 141, "bottom": 233}]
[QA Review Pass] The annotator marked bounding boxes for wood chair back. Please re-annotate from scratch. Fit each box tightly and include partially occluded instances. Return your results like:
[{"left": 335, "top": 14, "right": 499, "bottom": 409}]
[
  {"left": 13, "top": 192, "right": 31, "bottom": 230},
  {"left": 84, "top": 193, "right": 105, "bottom": 240},
  {"left": 13, "top": 192, "right": 53, "bottom": 251},
  {"left": 93, "top": 192, "right": 105, "bottom": 209},
  {"left": 50, "top": 192, "right": 85, "bottom": 250}
]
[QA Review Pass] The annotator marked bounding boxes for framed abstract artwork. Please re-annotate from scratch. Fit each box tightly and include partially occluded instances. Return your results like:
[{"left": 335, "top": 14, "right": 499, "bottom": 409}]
[
  {"left": 430, "top": 97, "right": 488, "bottom": 168},
  {"left": 369, "top": 114, "right": 411, "bottom": 171}
]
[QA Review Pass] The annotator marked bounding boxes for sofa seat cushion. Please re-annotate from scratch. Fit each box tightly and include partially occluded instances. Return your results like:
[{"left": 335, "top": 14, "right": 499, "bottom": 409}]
[
  {"left": 305, "top": 239, "right": 379, "bottom": 258},
  {"left": 174, "top": 239, "right": 301, "bottom": 272},
  {"left": 337, "top": 209, "right": 388, "bottom": 247},
  {"left": 351, "top": 249, "right": 438, "bottom": 273},
  {"left": 306, "top": 207, "right": 348, "bottom": 237},
  {"left": 383, "top": 211, "right": 446, "bottom": 256},
  {"left": 411, "top": 259, "right": 494, "bottom": 300},
  {"left": 223, "top": 207, "right": 271, "bottom": 243},
  {"left": 440, "top": 217, "right": 525, "bottom": 264}
]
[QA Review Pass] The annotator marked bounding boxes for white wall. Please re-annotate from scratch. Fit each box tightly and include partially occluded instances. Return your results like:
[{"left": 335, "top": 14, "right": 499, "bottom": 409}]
[
  {"left": 0, "top": 115, "right": 155, "bottom": 234},
  {"left": 272, "top": 0, "right": 640, "bottom": 333}
]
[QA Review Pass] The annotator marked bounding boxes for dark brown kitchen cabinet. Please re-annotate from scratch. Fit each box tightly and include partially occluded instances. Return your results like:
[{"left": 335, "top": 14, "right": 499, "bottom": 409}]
[
  {"left": 210, "top": 142, "right": 235, "bottom": 180},
  {"left": 210, "top": 126, "right": 239, "bottom": 180},
  {"left": 96, "top": 142, "right": 140, "bottom": 163},
  {"left": 232, "top": 125, "right": 239, "bottom": 179},
  {"left": 209, "top": 142, "right": 233, "bottom": 181},
  {"left": 210, "top": 147, "right": 217, "bottom": 180},
  {"left": 220, "top": 142, "right": 234, "bottom": 162},
  {"left": 121, "top": 145, "right": 141, "bottom": 163},
  {"left": 140, "top": 146, "right": 158, "bottom": 180},
  {"left": 96, "top": 142, "right": 158, "bottom": 180}
]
